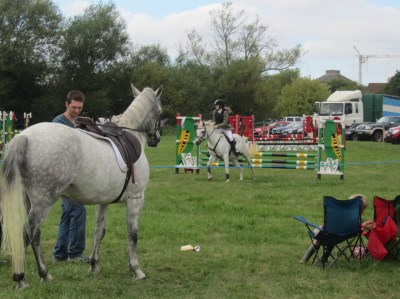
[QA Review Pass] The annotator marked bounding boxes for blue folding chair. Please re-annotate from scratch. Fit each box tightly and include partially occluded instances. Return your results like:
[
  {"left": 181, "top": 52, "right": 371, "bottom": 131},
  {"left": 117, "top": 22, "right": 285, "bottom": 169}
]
[{"left": 294, "top": 196, "right": 364, "bottom": 269}]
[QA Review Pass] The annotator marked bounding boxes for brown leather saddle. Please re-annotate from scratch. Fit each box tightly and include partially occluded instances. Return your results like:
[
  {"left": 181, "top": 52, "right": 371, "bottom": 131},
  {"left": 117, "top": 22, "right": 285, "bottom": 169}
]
[{"left": 74, "top": 116, "right": 142, "bottom": 203}]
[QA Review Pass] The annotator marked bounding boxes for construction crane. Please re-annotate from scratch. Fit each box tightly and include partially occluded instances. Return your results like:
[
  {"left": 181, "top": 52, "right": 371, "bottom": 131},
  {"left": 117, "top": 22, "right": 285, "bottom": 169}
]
[{"left": 353, "top": 46, "right": 400, "bottom": 85}]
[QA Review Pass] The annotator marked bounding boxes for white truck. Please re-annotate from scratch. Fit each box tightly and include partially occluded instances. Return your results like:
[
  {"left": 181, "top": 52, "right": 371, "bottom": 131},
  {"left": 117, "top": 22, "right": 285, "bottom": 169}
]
[
  {"left": 315, "top": 90, "right": 363, "bottom": 128},
  {"left": 315, "top": 90, "right": 400, "bottom": 128}
]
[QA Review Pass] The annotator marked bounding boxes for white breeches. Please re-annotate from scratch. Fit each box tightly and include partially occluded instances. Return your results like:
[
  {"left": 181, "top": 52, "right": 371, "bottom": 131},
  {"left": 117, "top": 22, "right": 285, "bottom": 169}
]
[{"left": 216, "top": 128, "right": 233, "bottom": 141}]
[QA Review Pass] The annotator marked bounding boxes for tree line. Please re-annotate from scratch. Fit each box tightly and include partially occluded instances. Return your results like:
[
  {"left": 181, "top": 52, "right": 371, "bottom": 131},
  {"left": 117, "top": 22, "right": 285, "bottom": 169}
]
[{"left": 1, "top": 0, "right": 398, "bottom": 128}]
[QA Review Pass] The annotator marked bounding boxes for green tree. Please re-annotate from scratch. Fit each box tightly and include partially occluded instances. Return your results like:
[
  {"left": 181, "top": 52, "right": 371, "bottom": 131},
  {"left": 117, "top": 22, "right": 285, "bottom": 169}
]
[
  {"left": 207, "top": 2, "right": 303, "bottom": 71},
  {"left": 217, "top": 57, "right": 264, "bottom": 116},
  {"left": 168, "top": 62, "right": 216, "bottom": 119},
  {"left": 0, "top": 0, "right": 63, "bottom": 122},
  {"left": 256, "top": 70, "right": 300, "bottom": 120},
  {"left": 59, "top": 3, "right": 130, "bottom": 118},
  {"left": 381, "top": 71, "right": 400, "bottom": 96},
  {"left": 327, "top": 77, "right": 359, "bottom": 93},
  {"left": 127, "top": 44, "right": 171, "bottom": 117},
  {"left": 274, "top": 78, "right": 330, "bottom": 117}
]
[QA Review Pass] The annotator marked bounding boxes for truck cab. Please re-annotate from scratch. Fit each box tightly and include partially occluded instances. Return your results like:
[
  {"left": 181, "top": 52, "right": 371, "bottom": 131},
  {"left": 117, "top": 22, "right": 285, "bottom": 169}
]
[{"left": 315, "top": 90, "right": 363, "bottom": 127}]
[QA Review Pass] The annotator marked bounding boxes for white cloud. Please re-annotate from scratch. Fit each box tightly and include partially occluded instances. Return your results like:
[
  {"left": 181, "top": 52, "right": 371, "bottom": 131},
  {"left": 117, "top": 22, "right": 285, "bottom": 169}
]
[
  {"left": 57, "top": 0, "right": 400, "bottom": 84},
  {"left": 59, "top": 0, "right": 91, "bottom": 17}
]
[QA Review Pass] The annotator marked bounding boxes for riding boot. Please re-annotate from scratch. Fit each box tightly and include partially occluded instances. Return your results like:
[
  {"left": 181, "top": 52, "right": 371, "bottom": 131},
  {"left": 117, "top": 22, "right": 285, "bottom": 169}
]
[
  {"left": 229, "top": 140, "right": 239, "bottom": 156},
  {"left": 300, "top": 244, "right": 316, "bottom": 263}
]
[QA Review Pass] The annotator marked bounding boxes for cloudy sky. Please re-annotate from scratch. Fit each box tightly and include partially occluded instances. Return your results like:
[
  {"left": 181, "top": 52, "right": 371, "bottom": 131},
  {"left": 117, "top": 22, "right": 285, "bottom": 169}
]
[{"left": 54, "top": 0, "right": 400, "bottom": 85}]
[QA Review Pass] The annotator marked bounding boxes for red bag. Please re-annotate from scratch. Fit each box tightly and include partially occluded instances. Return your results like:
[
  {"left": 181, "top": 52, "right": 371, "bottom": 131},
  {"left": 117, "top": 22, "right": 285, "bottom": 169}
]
[
  {"left": 377, "top": 216, "right": 398, "bottom": 244},
  {"left": 367, "top": 229, "right": 388, "bottom": 260}
]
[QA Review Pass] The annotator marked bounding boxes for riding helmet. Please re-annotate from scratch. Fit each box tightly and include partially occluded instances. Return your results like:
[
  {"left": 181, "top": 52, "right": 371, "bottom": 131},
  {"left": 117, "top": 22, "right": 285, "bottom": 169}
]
[{"left": 214, "top": 99, "right": 224, "bottom": 107}]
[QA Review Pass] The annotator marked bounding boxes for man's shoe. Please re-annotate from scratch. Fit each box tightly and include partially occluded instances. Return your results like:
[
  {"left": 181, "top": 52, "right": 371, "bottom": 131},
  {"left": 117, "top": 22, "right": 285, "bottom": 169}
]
[
  {"left": 67, "top": 255, "right": 90, "bottom": 262},
  {"left": 53, "top": 256, "right": 67, "bottom": 262}
]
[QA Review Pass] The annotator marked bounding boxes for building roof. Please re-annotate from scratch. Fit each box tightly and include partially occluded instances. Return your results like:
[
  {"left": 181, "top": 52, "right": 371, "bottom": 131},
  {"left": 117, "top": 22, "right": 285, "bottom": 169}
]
[
  {"left": 366, "top": 83, "right": 386, "bottom": 93},
  {"left": 316, "top": 70, "right": 353, "bottom": 83}
]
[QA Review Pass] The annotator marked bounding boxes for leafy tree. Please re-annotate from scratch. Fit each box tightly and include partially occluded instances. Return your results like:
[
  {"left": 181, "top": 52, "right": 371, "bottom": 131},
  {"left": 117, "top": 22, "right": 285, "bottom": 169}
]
[
  {"left": 217, "top": 57, "right": 264, "bottom": 116},
  {"left": 327, "top": 77, "right": 359, "bottom": 93},
  {"left": 274, "top": 78, "right": 330, "bottom": 117},
  {"left": 381, "top": 71, "right": 400, "bottom": 96},
  {"left": 256, "top": 70, "right": 300, "bottom": 120},
  {"left": 127, "top": 44, "right": 171, "bottom": 118},
  {"left": 0, "top": 0, "right": 63, "bottom": 122},
  {"left": 207, "top": 2, "right": 303, "bottom": 71},
  {"left": 168, "top": 62, "right": 216, "bottom": 119},
  {"left": 59, "top": 3, "right": 130, "bottom": 118}
]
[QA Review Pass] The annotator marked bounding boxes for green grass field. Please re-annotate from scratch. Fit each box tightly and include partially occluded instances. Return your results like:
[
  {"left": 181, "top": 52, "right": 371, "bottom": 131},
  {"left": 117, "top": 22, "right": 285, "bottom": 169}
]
[{"left": 1, "top": 131, "right": 400, "bottom": 298}]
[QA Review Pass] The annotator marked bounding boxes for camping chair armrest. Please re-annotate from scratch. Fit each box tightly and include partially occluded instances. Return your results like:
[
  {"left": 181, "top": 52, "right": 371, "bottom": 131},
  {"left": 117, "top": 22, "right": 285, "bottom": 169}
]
[{"left": 293, "top": 215, "right": 322, "bottom": 231}]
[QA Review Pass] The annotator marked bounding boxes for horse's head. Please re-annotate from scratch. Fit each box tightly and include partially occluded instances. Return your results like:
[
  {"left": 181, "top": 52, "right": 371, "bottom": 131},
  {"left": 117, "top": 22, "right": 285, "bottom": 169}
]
[
  {"left": 193, "top": 121, "right": 208, "bottom": 145},
  {"left": 121, "top": 84, "right": 164, "bottom": 147},
  {"left": 147, "top": 118, "right": 168, "bottom": 147}
]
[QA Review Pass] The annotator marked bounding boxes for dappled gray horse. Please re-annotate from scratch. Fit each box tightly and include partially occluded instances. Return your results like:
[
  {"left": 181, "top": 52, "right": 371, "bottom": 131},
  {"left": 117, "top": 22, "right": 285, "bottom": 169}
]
[
  {"left": 194, "top": 120, "right": 255, "bottom": 182},
  {"left": 0, "top": 84, "right": 163, "bottom": 290}
]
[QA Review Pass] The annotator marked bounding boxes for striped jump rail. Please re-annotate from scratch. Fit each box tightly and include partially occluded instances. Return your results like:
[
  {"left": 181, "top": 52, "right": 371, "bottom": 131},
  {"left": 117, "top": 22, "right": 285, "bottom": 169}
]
[
  {"left": 255, "top": 152, "right": 317, "bottom": 158},
  {"left": 251, "top": 164, "right": 315, "bottom": 170},
  {"left": 251, "top": 159, "right": 316, "bottom": 165}
]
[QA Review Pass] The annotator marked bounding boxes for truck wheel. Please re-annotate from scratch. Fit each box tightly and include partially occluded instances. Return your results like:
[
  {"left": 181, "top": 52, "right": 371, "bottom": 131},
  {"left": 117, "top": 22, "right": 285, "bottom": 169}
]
[{"left": 373, "top": 131, "right": 382, "bottom": 142}]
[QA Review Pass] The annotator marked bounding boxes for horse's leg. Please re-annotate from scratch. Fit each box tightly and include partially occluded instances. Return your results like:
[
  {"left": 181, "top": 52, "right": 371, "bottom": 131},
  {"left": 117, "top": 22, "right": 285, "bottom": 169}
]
[
  {"left": 207, "top": 155, "right": 218, "bottom": 181},
  {"left": 223, "top": 153, "right": 230, "bottom": 182},
  {"left": 232, "top": 157, "right": 243, "bottom": 181},
  {"left": 245, "top": 154, "right": 256, "bottom": 180},
  {"left": 89, "top": 204, "right": 108, "bottom": 275},
  {"left": 125, "top": 196, "right": 146, "bottom": 280},
  {"left": 28, "top": 204, "right": 54, "bottom": 284}
]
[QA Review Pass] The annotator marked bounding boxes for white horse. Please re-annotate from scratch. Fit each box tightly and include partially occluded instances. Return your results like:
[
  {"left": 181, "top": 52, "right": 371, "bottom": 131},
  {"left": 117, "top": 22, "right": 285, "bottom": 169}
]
[
  {"left": 0, "top": 84, "right": 163, "bottom": 290},
  {"left": 194, "top": 120, "right": 255, "bottom": 182}
]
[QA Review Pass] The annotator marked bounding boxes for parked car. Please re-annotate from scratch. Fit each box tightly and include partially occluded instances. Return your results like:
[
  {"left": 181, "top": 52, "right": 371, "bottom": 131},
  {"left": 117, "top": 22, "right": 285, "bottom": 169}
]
[
  {"left": 280, "top": 121, "right": 303, "bottom": 135},
  {"left": 384, "top": 125, "right": 400, "bottom": 144},
  {"left": 345, "top": 122, "right": 371, "bottom": 141},
  {"left": 272, "top": 121, "right": 301, "bottom": 135},
  {"left": 356, "top": 116, "right": 400, "bottom": 142},
  {"left": 253, "top": 121, "right": 289, "bottom": 137}
]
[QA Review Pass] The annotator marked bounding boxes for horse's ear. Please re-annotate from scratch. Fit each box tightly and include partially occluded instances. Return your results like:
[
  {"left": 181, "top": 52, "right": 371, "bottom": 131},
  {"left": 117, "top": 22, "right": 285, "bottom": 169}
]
[
  {"left": 155, "top": 85, "right": 163, "bottom": 97},
  {"left": 131, "top": 83, "right": 141, "bottom": 98}
]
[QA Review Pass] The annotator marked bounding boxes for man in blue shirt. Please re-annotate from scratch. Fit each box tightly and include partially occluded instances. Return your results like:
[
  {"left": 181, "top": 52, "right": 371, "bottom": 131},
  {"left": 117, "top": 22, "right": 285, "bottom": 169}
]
[{"left": 53, "top": 90, "right": 89, "bottom": 262}]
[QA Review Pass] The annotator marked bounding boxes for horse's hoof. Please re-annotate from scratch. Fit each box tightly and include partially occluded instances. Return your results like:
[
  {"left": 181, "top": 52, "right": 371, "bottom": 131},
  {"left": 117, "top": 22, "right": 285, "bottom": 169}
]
[
  {"left": 16, "top": 280, "right": 29, "bottom": 290},
  {"left": 239, "top": 178, "right": 243, "bottom": 181},
  {"left": 134, "top": 269, "right": 146, "bottom": 280},
  {"left": 89, "top": 266, "right": 100, "bottom": 275},
  {"left": 208, "top": 177, "right": 213, "bottom": 181},
  {"left": 225, "top": 179, "right": 230, "bottom": 183},
  {"left": 41, "top": 273, "right": 53, "bottom": 282}
]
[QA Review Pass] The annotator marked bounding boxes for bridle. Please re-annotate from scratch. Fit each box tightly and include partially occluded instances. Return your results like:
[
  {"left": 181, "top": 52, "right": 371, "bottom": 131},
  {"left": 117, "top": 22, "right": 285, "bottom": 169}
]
[{"left": 196, "top": 125, "right": 216, "bottom": 143}]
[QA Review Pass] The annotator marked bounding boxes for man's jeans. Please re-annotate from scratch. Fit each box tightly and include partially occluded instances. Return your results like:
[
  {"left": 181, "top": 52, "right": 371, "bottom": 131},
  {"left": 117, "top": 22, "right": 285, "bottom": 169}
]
[{"left": 53, "top": 197, "right": 86, "bottom": 260}]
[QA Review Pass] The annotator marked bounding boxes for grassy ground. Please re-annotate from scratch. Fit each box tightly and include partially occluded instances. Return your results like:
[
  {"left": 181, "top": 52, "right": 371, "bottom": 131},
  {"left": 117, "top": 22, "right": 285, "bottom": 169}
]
[{"left": 0, "top": 130, "right": 399, "bottom": 298}]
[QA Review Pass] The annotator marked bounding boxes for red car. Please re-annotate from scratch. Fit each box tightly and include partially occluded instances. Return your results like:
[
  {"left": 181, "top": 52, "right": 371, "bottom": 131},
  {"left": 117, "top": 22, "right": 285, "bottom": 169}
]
[
  {"left": 254, "top": 121, "right": 290, "bottom": 137},
  {"left": 384, "top": 125, "right": 400, "bottom": 144}
]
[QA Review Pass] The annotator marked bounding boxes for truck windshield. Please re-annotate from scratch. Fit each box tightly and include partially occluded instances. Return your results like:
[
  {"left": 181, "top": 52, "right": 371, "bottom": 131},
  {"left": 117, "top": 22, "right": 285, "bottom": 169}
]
[{"left": 319, "top": 103, "right": 343, "bottom": 116}]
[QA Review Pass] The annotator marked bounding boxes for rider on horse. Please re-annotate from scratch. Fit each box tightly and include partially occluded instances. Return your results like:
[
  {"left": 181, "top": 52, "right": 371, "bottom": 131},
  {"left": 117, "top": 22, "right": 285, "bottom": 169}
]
[{"left": 212, "top": 99, "right": 239, "bottom": 156}]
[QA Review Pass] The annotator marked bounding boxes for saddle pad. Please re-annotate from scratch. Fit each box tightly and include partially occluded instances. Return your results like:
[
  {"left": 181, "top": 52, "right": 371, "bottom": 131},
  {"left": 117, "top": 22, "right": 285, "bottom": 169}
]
[{"left": 76, "top": 129, "right": 128, "bottom": 172}]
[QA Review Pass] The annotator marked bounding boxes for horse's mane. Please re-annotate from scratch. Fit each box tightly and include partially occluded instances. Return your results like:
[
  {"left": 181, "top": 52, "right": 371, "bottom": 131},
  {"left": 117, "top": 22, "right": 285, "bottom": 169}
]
[
  {"left": 114, "top": 87, "right": 161, "bottom": 133},
  {"left": 203, "top": 120, "right": 215, "bottom": 127}
]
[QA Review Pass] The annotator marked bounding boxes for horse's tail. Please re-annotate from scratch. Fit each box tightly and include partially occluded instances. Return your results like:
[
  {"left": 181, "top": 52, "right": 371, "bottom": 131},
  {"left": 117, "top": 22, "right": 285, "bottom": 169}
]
[{"left": 0, "top": 135, "right": 29, "bottom": 276}]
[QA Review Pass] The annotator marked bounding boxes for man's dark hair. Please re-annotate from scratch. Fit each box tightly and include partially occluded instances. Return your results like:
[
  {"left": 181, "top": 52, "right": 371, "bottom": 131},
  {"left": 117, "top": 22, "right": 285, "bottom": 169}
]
[{"left": 66, "top": 90, "right": 85, "bottom": 103}]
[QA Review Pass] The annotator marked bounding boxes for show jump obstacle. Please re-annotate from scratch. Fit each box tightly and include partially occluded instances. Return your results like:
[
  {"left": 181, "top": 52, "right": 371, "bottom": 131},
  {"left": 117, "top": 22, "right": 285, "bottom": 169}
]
[
  {"left": 175, "top": 113, "right": 201, "bottom": 174},
  {"left": 316, "top": 118, "right": 346, "bottom": 180}
]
